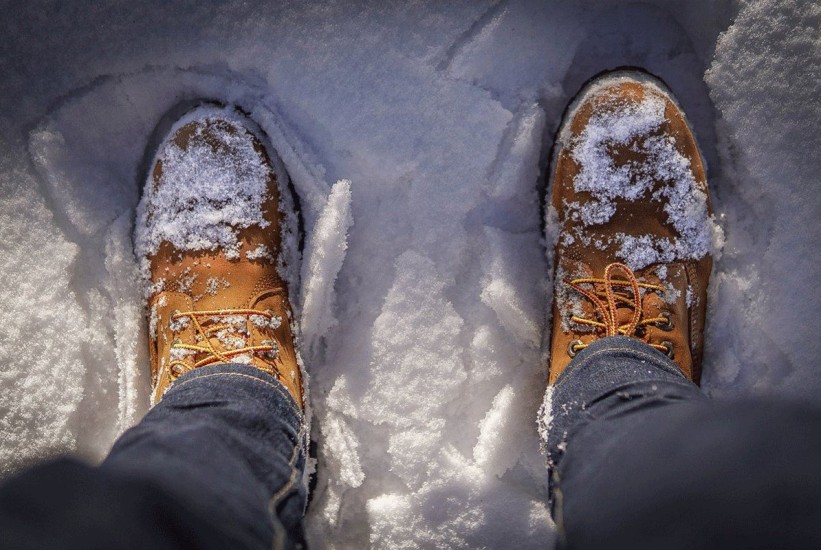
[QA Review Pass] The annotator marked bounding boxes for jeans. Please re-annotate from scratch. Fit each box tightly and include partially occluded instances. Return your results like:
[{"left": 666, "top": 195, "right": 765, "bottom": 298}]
[
  {"left": 3, "top": 340, "right": 821, "bottom": 549},
  {"left": 546, "top": 336, "right": 821, "bottom": 550},
  {"left": 0, "top": 364, "right": 307, "bottom": 550}
]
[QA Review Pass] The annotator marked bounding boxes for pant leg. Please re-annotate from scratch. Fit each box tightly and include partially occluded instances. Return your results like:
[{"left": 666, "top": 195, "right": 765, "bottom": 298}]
[
  {"left": 545, "top": 335, "right": 821, "bottom": 550},
  {"left": 0, "top": 363, "right": 308, "bottom": 550}
]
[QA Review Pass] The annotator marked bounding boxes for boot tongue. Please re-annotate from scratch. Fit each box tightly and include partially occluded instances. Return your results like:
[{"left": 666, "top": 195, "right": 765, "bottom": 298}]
[{"left": 615, "top": 306, "right": 638, "bottom": 330}]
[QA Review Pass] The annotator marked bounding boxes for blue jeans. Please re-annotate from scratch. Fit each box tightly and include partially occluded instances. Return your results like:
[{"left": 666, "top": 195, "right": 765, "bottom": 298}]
[
  {"left": 0, "top": 364, "right": 307, "bottom": 550},
  {"left": 2, "top": 340, "right": 821, "bottom": 549},
  {"left": 547, "top": 336, "right": 821, "bottom": 550}
]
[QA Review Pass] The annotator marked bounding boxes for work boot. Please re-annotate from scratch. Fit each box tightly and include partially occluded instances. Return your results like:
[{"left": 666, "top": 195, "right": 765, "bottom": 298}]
[
  {"left": 547, "top": 71, "right": 719, "bottom": 384},
  {"left": 135, "top": 105, "right": 304, "bottom": 407}
]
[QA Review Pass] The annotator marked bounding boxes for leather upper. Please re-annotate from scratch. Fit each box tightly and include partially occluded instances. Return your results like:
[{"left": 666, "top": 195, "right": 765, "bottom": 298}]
[
  {"left": 144, "top": 114, "right": 304, "bottom": 406},
  {"left": 548, "top": 77, "right": 713, "bottom": 384}
]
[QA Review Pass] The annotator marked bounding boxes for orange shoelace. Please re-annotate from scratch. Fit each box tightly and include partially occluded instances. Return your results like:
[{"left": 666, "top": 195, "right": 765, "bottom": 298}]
[
  {"left": 564, "top": 262, "right": 672, "bottom": 356},
  {"left": 168, "top": 308, "right": 278, "bottom": 377}
]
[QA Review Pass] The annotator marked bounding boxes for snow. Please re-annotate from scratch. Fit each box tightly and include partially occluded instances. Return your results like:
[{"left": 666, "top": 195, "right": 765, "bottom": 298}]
[
  {"left": 245, "top": 245, "right": 273, "bottom": 261},
  {"left": 134, "top": 106, "right": 276, "bottom": 266},
  {"left": 300, "top": 179, "right": 354, "bottom": 357},
  {"left": 0, "top": 1, "right": 819, "bottom": 548},
  {"left": 558, "top": 74, "right": 720, "bottom": 271}
]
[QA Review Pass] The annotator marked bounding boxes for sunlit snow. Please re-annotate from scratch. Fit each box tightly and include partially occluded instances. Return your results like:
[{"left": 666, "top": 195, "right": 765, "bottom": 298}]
[{"left": 1, "top": 1, "right": 819, "bottom": 548}]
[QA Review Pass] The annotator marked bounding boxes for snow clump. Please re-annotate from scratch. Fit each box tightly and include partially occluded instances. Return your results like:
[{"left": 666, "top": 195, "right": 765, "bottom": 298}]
[
  {"left": 567, "top": 85, "right": 719, "bottom": 270},
  {"left": 134, "top": 108, "right": 272, "bottom": 267}
]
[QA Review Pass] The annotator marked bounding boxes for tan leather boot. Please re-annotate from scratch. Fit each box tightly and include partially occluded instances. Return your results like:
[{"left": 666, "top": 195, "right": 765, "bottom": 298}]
[
  {"left": 136, "top": 105, "right": 304, "bottom": 407},
  {"left": 547, "top": 72, "right": 717, "bottom": 385}
]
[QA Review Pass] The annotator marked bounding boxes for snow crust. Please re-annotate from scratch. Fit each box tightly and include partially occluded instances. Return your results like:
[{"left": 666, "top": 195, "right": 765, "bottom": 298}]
[{"left": 1, "top": 1, "right": 819, "bottom": 548}]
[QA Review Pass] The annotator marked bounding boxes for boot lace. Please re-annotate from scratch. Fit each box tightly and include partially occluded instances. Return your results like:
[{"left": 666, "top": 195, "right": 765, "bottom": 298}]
[
  {"left": 564, "top": 262, "right": 673, "bottom": 357},
  {"left": 167, "top": 308, "right": 280, "bottom": 378}
]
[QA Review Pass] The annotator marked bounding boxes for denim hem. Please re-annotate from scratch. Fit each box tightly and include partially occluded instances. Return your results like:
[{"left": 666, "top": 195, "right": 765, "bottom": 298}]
[
  {"left": 555, "top": 335, "right": 687, "bottom": 388},
  {"left": 166, "top": 362, "right": 305, "bottom": 423},
  {"left": 545, "top": 335, "right": 703, "bottom": 494}
]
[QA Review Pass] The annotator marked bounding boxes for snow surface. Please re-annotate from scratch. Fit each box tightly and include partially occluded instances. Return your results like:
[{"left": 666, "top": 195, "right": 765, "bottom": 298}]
[{"left": 1, "top": 1, "right": 819, "bottom": 548}]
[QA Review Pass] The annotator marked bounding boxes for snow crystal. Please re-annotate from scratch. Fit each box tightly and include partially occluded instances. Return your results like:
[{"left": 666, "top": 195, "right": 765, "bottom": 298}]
[
  {"left": 169, "top": 347, "right": 195, "bottom": 361},
  {"left": 148, "top": 303, "right": 159, "bottom": 341},
  {"left": 245, "top": 244, "right": 274, "bottom": 261},
  {"left": 250, "top": 313, "right": 282, "bottom": 330},
  {"left": 168, "top": 315, "right": 190, "bottom": 333},
  {"left": 230, "top": 354, "right": 254, "bottom": 365},
  {"left": 570, "top": 94, "right": 667, "bottom": 200},
  {"left": 656, "top": 265, "right": 668, "bottom": 281},
  {"left": 150, "top": 294, "right": 170, "bottom": 341},
  {"left": 214, "top": 329, "right": 247, "bottom": 350},
  {"left": 146, "top": 278, "right": 166, "bottom": 296},
  {"left": 554, "top": 263, "right": 590, "bottom": 333},
  {"left": 175, "top": 270, "right": 197, "bottom": 294},
  {"left": 536, "top": 386, "right": 555, "bottom": 458},
  {"left": 203, "top": 276, "right": 229, "bottom": 296}
]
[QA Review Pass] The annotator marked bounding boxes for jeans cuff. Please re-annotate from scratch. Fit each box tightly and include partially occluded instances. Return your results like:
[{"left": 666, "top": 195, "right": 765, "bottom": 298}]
[
  {"left": 556, "top": 335, "right": 688, "bottom": 387},
  {"left": 545, "top": 336, "right": 701, "bottom": 470},
  {"left": 165, "top": 362, "right": 304, "bottom": 422}
]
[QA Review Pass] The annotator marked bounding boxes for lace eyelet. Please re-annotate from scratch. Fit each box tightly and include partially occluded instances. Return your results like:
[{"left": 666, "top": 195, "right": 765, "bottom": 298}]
[
  {"left": 660, "top": 340, "right": 674, "bottom": 359},
  {"left": 170, "top": 363, "right": 188, "bottom": 379},
  {"left": 261, "top": 340, "right": 278, "bottom": 358},
  {"left": 567, "top": 339, "right": 584, "bottom": 358},
  {"left": 168, "top": 310, "right": 181, "bottom": 330},
  {"left": 657, "top": 311, "right": 673, "bottom": 331}
]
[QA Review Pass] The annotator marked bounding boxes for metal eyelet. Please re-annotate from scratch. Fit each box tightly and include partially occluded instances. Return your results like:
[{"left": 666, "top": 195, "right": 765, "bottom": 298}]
[
  {"left": 168, "top": 310, "right": 181, "bottom": 330},
  {"left": 657, "top": 311, "right": 674, "bottom": 331},
  {"left": 567, "top": 339, "right": 584, "bottom": 358},
  {"left": 170, "top": 363, "right": 187, "bottom": 379},
  {"left": 261, "top": 340, "right": 278, "bottom": 358},
  {"left": 660, "top": 341, "right": 674, "bottom": 359}
]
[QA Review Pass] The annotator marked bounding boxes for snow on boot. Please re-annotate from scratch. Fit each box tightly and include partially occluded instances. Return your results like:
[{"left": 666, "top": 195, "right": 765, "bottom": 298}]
[
  {"left": 547, "top": 71, "right": 720, "bottom": 384},
  {"left": 135, "top": 105, "right": 304, "bottom": 407}
]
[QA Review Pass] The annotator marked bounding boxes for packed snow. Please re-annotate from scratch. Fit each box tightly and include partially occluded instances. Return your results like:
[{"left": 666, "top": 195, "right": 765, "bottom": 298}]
[{"left": 1, "top": 1, "right": 819, "bottom": 548}]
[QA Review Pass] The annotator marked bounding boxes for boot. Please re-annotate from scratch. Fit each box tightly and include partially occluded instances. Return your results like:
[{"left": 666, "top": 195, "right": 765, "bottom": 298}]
[
  {"left": 547, "top": 71, "right": 717, "bottom": 384},
  {"left": 135, "top": 105, "right": 304, "bottom": 407}
]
